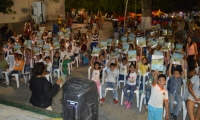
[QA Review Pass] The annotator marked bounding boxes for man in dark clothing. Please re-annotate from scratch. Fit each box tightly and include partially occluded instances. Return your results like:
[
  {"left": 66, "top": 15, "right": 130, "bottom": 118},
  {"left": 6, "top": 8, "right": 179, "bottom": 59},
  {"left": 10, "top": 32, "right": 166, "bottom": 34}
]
[{"left": 0, "top": 23, "right": 8, "bottom": 41}]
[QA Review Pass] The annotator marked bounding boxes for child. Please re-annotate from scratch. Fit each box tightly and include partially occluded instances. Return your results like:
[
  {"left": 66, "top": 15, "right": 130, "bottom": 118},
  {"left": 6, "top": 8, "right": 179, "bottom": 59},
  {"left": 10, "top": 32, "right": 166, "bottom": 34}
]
[
  {"left": 167, "top": 60, "right": 184, "bottom": 120},
  {"left": 100, "top": 58, "right": 119, "bottom": 104},
  {"left": 119, "top": 57, "right": 128, "bottom": 82},
  {"left": 52, "top": 51, "right": 60, "bottom": 72},
  {"left": 8, "top": 54, "right": 24, "bottom": 81},
  {"left": 82, "top": 51, "right": 89, "bottom": 65},
  {"left": 34, "top": 54, "right": 43, "bottom": 63},
  {"left": 147, "top": 71, "right": 169, "bottom": 120},
  {"left": 123, "top": 64, "right": 138, "bottom": 109},
  {"left": 24, "top": 48, "right": 32, "bottom": 73},
  {"left": 43, "top": 56, "right": 52, "bottom": 74},
  {"left": 90, "top": 56, "right": 104, "bottom": 94},
  {"left": 60, "top": 45, "right": 67, "bottom": 60},
  {"left": 138, "top": 48, "right": 149, "bottom": 92}
]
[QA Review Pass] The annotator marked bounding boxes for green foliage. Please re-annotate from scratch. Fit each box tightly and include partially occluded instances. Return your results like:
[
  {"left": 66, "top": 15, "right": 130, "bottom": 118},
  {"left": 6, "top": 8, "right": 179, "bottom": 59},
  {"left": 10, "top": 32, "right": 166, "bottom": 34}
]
[{"left": 0, "top": 0, "right": 15, "bottom": 14}]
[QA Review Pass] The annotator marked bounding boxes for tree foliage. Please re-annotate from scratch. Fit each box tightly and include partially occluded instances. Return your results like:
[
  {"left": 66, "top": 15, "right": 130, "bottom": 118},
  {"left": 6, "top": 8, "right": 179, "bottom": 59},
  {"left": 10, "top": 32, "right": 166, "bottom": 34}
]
[{"left": 0, "top": 0, "right": 15, "bottom": 14}]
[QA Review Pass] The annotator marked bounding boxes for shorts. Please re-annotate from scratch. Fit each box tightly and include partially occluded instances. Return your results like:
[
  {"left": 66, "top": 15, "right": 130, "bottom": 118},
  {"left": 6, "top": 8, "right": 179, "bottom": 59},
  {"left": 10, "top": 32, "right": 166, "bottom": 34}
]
[
  {"left": 188, "top": 93, "right": 200, "bottom": 103},
  {"left": 147, "top": 105, "right": 163, "bottom": 120}
]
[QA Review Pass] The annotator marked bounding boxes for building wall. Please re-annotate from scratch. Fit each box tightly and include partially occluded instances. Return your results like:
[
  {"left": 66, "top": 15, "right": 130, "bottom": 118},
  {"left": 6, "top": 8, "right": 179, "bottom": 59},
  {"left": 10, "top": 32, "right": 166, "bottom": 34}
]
[{"left": 0, "top": 0, "right": 65, "bottom": 31}]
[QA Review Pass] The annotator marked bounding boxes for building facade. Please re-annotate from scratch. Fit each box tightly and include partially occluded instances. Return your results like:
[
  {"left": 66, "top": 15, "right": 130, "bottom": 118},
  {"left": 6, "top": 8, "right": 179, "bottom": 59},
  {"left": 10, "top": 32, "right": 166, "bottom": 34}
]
[{"left": 0, "top": 0, "right": 65, "bottom": 30}]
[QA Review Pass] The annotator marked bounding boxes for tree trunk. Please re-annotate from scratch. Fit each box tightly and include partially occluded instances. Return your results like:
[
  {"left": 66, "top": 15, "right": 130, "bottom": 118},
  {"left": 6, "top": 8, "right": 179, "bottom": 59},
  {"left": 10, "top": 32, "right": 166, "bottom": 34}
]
[{"left": 141, "top": 0, "right": 152, "bottom": 31}]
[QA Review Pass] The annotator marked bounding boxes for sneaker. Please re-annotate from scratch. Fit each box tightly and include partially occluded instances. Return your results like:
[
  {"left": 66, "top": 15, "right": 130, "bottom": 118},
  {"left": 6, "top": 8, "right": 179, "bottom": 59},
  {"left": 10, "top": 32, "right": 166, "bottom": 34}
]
[
  {"left": 173, "top": 115, "right": 177, "bottom": 120},
  {"left": 124, "top": 100, "right": 129, "bottom": 105},
  {"left": 113, "top": 99, "right": 118, "bottom": 104},
  {"left": 170, "top": 113, "right": 174, "bottom": 119},
  {"left": 100, "top": 97, "right": 105, "bottom": 103},
  {"left": 126, "top": 103, "right": 132, "bottom": 109}
]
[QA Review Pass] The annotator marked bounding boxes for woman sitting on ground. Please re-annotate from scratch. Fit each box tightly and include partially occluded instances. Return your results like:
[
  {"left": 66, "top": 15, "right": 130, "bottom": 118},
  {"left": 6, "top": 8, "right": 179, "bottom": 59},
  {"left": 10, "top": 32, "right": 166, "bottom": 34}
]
[{"left": 29, "top": 62, "right": 61, "bottom": 110}]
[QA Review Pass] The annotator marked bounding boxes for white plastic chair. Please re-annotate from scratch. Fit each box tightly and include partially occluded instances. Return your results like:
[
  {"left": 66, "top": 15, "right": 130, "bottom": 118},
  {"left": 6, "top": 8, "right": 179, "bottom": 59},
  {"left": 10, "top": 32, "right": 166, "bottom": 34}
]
[
  {"left": 118, "top": 72, "right": 127, "bottom": 88},
  {"left": 88, "top": 66, "right": 102, "bottom": 99},
  {"left": 2, "top": 55, "right": 15, "bottom": 86},
  {"left": 120, "top": 70, "right": 141, "bottom": 108},
  {"left": 139, "top": 72, "right": 149, "bottom": 112}
]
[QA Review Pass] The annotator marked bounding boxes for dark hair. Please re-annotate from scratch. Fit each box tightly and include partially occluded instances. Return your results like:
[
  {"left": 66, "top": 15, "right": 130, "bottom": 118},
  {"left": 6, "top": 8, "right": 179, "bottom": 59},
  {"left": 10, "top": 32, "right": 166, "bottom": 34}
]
[
  {"left": 38, "top": 54, "right": 42, "bottom": 59},
  {"left": 174, "top": 68, "right": 181, "bottom": 74},
  {"left": 158, "top": 74, "right": 166, "bottom": 80},
  {"left": 9, "top": 38, "right": 15, "bottom": 43},
  {"left": 94, "top": 61, "right": 101, "bottom": 69},
  {"left": 45, "top": 56, "right": 50, "bottom": 60},
  {"left": 186, "top": 36, "right": 193, "bottom": 47},
  {"left": 122, "top": 58, "right": 127, "bottom": 61},
  {"left": 129, "top": 64, "right": 136, "bottom": 68},
  {"left": 110, "top": 63, "right": 116, "bottom": 67},
  {"left": 32, "top": 62, "right": 46, "bottom": 76},
  {"left": 142, "top": 57, "right": 149, "bottom": 65},
  {"left": 55, "top": 51, "right": 59, "bottom": 54}
]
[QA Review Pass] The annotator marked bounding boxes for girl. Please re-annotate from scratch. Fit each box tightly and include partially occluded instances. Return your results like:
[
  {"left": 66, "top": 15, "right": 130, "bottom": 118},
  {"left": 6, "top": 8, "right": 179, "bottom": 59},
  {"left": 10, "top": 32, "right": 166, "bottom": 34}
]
[
  {"left": 137, "top": 47, "right": 149, "bottom": 92},
  {"left": 52, "top": 51, "right": 60, "bottom": 72},
  {"left": 123, "top": 64, "right": 138, "bottom": 109},
  {"left": 24, "top": 48, "right": 32, "bottom": 73},
  {"left": 90, "top": 56, "right": 104, "bottom": 94}
]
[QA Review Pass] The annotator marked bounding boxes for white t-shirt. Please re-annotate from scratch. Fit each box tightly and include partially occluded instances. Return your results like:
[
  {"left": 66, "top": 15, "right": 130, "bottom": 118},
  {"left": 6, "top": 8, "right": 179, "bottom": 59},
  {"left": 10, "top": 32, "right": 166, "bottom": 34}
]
[
  {"left": 44, "top": 61, "right": 52, "bottom": 72},
  {"left": 73, "top": 46, "right": 80, "bottom": 54},
  {"left": 119, "top": 63, "right": 127, "bottom": 74},
  {"left": 148, "top": 84, "right": 168, "bottom": 108},
  {"left": 127, "top": 72, "right": 137, "bottom": 85},
  {"left": 60, "top": 50, "right": 67, "bottom": 59},
  {"left": 66, "top": 51, "right": 74, "bottom": 59},
  {"left": 35, "top": 58, "right": 43, "bottom": 63},
  {"left": 91, "top": 69, "right": 100, "bottom": 82},
  {"left": 106, "top": 68, "right": 118, "bottom": 83}
]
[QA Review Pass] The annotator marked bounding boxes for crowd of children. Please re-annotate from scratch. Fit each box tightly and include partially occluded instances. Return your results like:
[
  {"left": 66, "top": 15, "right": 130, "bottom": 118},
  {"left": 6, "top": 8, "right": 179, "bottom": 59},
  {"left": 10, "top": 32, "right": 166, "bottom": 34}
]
[{"left": 88, "top": 24, "right": 200, "bottom": 120}]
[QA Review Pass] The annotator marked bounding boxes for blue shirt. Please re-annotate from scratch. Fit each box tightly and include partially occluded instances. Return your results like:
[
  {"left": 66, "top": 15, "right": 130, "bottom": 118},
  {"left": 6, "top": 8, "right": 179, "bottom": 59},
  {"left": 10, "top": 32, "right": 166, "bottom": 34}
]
[{"left": 53, "top": 24, "right": 59, "bottom": 34}]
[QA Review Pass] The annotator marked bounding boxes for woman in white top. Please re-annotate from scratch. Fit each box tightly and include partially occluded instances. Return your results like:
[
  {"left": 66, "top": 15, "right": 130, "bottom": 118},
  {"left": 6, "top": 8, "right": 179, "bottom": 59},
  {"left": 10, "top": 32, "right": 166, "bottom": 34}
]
[
  {"left": 187, "top": 68, "right": 200, "bottom": 120},
  {"left": 90, "top": 56, "right": 104, "bottom": 94}
]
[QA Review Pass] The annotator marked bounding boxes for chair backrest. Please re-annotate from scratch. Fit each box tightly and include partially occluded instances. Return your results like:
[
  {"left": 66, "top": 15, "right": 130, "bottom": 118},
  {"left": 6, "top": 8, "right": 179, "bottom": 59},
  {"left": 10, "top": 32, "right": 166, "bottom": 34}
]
[
  {"left": 164, "top": 77, "right": 170, "bottom": 89},
  {"left": 88, "top": 66, "right": 92, "bottom": 79},
  {"left": 143, "top": 72, "right": 149, "bottom": 92},
  {"left": 137, "top": 70, "right": 141, "bottom": 89},
  {"left": 8, "top": 55, "right": 15, "bottom": 70}
]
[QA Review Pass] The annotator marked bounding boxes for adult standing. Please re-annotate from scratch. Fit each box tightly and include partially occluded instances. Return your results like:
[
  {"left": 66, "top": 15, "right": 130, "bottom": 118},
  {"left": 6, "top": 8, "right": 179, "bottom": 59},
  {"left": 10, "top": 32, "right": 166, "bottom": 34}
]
[
  {"left": 186, "top": 36, "right": 198, "bottom": 73},
  {"left": 90, "top": 29, "right": 99, "bottom": 51},
  {"left": 52, "top": 21, "right": 59, "bottom": 35},
  {"left": 29, "top": 62, "right": 61, "bottom": 111},
  {"left": 0, "top": 23, "right": 8, "bottom": 41}
]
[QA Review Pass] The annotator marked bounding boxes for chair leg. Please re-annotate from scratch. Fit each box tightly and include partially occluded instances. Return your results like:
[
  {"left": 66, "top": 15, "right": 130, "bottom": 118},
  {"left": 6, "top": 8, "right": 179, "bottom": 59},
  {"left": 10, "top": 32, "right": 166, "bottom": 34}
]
[
  {"left": 136, "top": 91, "right": 139, "bottom": 108},
  {"left": 5, "top": 73, "right": 9, "bottom": 86},
  {"left": 139, "top": 94, "right": 145, "bottom": 112},
  {"left": 50, "top": 75, "right": 53, "bottom": 84},
  {"left": 57, "top": 70, "right": 60, "bottom": 78},
  {"left": 15, "top": 75, "right": 19, "bottom": 88},
  {"left": 121, "top": 90, "right": 124, "bottom": 105},
  {"left": 182, "top": 101, "right": 187, "bottom": 120},
  {"left": 99, "top": 86, "right": 102, "bottom": 99},
  {"left": 23, "top": 75, "right": 26, "bottom": 84}
]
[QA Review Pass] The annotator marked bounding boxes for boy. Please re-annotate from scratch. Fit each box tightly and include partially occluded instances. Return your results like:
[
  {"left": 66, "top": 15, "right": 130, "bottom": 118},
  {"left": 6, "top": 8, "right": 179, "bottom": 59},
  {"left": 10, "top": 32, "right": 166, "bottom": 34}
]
[
  {"left": 167, "top": 60, "right": 184, "bottom": 120},
  {"left": 147, "top": 71, "right": 169, "bottom": 120},
  {"left": 100, "top": 58, "right": 119, "bottom": 104}
]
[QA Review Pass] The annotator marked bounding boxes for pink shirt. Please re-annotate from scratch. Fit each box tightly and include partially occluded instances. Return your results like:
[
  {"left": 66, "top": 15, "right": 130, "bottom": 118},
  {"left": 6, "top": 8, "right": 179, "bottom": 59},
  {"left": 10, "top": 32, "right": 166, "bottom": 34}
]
[{"left": 187, "top": 44, "right": 195, "bottom": 55}]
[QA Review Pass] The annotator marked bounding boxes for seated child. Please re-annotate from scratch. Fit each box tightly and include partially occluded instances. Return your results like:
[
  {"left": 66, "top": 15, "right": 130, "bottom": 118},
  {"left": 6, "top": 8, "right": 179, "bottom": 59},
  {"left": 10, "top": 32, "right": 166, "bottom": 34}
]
[
  {"left": 90, "top": 56, "right": 104, "bottom": 94},
  {"left": 123, "top": 64, "right": 137, "bottom": 109},
  {"left": 52, "top": 51, "right": 60, "bottom": 72},
  {"left": 100, "top": 58, "right": 119, "bottom": 104},
  {"left": 147, "top": 71, "right": 169, "bottom": 120},
  {"left": 24, "top": 48, "right": 32, "bottom": 73},
  {"left": 43, "top": 56, "right": 52, "bottom": 74},
  {"left": 167, "top": 60, "right": 184, "bottom": 120},
  {"left": 8, "top": 54, "right": 24, "bottom": 81}
]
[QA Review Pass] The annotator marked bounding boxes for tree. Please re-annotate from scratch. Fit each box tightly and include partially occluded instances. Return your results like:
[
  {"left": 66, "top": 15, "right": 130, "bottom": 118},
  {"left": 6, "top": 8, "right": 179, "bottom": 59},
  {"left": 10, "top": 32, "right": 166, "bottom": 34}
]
[
  {"left": 0, "top": 0, "right": 15, "bottom": 14},
  {"left": 141, "top": 0, "right": 152, "bottom": 30}
]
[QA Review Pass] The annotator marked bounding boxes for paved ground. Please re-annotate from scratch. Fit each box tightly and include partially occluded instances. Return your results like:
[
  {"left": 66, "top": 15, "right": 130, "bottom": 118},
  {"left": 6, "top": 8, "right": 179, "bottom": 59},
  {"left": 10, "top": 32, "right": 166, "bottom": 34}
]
[{"left": 0, "top": 21, "right": 189, "bottom": 120}]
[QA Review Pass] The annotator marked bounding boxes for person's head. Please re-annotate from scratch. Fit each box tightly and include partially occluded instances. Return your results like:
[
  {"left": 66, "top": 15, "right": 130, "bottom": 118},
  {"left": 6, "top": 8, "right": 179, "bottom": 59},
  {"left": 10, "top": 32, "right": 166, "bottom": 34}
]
[
  {"left": 45, "top": 56, "right": 50, "bottom": 63},
  {"left": 173, "top": 68, "right": 181, "bottom": 79},
  {"left": 19, "top": 37, "right": 24, "bottom": 45},
  {"left": 142, "top": 57, "right": 148, "bottom": 65},
  {"left": 67, "top": 46, "right": 72, "bottom": 51},
  {"left": 17, "top": 54, "right": 22, "bottom": 60},
  {"left": 157, "top": 74, "right": 166, "bottom": 88},
  {"left": 187, "top": 36, "right": 193, "bottom": 47},
  {"left": 55, "top": 51, "right": 59, "bottom": 57},
  {"left": 20, "top": 47, "right": 24, "bottom": 53},
  {"left": 110, "top": 63, "right": 116, "bottom": 71},
  {"left": 60, "top": 45, "right": 65, "bottom": 51},
  {"left": 129, "top": 64, "right": 136, "bottom": 73},
  {"left": 36, "top": 54, "right": 42, "bottom": 60},
  {"left": 94, "top": 61, "right": 101, "bottom": 70},
  {"left": 122, "top": 58, "right": 127, "bottom": 65},
  {"left": 99, "top": 54, "right": 104, "bottom": 60},
  {"left": 26, "top": 48, "right": 31, "bottom": 54},
  {"left": 32, "top": 62, "right": 46, "bottom": 76},
  {"left": 0, "top": 54, "right": 4, "bottom": 60},
  {"left": 94, "top": 30, "right": 97, "bottom": 34}
]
